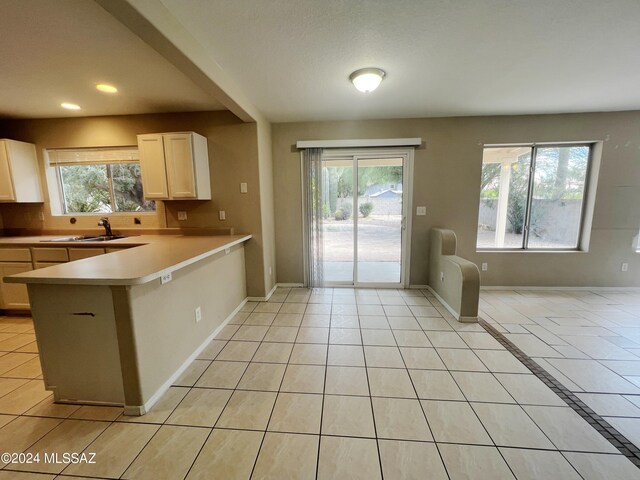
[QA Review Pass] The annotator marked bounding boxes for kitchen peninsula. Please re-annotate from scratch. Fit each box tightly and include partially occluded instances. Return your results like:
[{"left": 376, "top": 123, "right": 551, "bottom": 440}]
[{"left": 4, "top": 234, "right": 251, "bottom": 415}]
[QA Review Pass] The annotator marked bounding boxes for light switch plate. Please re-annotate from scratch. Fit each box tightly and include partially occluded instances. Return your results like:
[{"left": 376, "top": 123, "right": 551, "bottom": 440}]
[
  {"left": 416, "top": 206, "right": 426, "bottom": 216},
  {"left": 177, "top": 211, "right": 187, "bottom": 221},
  {"left": 481, "top": 262, "right": 488, "bottom": 271},
  {"left": 240, "top": 182, "right": 248, "bottom": 193},
  {"left": 219, "top": 210, "right": 226, "bottom": 221},
  {"left": 621, "top": 263, "right": 629, "bottom": 272}
]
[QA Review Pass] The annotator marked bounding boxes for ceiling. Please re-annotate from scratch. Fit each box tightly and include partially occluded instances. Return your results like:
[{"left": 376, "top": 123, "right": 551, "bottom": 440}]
[
  {"left": 158, "top": 0, "right": 640, "bottom": 122},
  {"left": 3, "top": 0, "right": 640, "bottom": 123},
  {"left": 0, "top": 0, "right": 224, "bottom": 119}
]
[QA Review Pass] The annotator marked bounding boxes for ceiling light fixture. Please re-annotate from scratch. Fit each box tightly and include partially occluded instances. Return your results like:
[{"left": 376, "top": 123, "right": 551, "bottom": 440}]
[
  {"left": 96, "top": 84, "right": 118, "bottom": 93},
  {"left": 60, "top": 102, "right": 81, "bottom": 110},
  {"left": 349, "top": 68, "right": 386, "bottom": 93}
]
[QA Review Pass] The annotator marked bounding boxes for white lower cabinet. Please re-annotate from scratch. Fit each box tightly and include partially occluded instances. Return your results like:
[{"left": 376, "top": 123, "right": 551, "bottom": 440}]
[
  {"left": 0, "top": 262, "right": 32, "bottom": 309},
  {"left": 0, "top": 246, "right": 117, "bottom": 310}
]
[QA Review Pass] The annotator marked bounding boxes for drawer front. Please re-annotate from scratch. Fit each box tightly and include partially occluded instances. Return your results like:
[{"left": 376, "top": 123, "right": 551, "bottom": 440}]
[
  {"left": 68, "top": 248, "right": 105, "bottom": 261},
  {"left": 0, "top": 248, "right": 32, "bottom": 262},
  {"left": 32, "top": 247, "right": 69, "bottom": 262}
]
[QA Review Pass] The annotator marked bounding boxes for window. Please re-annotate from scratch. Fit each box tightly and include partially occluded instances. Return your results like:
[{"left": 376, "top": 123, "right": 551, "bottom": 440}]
[
  {"left": 48, "top": 147, "right": 155, "bottom": 214},
  {"left": 477, "top": 144, "right": 591, "bottom": 250}
]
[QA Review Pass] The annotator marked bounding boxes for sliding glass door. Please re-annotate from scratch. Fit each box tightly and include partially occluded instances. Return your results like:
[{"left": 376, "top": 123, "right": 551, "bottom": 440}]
[
  {"left": 356, "top": 157, "right": 404, "bottom": 283},
  {"left": 315, "top": 149, "right": 411, "bottom": 287},
  {"left": 321, "top": 158, "right": 355, "bottom": 283}
]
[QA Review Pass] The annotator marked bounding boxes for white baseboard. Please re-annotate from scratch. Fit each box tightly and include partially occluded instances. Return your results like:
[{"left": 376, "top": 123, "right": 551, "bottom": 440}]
[
  {"left": 247, "top": 284, "right": 279, "bottom": 302},
  {"left": 125, "top": 297, "right": 248, "bottom": 416},
  {"left": 276, "top": 283, "right": 305, "bottom": 288},
  {"left": 409, "top": 285, "right": 429, "bottom": 289},
  {"left": 426, "top": 285, "right": 478, "bottom": 324},
  {"left": 481, "top": 285, "right": 640, "bottom": 292}
]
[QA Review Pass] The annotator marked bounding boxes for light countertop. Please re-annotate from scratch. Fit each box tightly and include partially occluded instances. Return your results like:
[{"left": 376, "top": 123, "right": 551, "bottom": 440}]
[{"left": 2, "top": 234, "right": 252, "bottom": 286}]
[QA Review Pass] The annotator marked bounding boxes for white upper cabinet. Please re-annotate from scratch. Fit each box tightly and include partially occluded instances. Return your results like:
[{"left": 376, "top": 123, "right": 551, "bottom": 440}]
[
  {"left": 137, "top": 132, "right": 211, "bottom": 200},
  {"left": 0, "top": 139, "right": 43, "bottom": 203},
  {"left": 137, "top": 134, "right": 169, "bottom": 199}
]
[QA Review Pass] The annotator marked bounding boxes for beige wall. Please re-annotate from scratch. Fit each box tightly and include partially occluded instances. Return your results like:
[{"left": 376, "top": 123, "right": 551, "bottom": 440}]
[
  {"left": 272, "top": 111, "right": 640, "bottom": 288},
  {"left": 117, "top": 244, "right": 246, "bottom": 409},
  {"left": 1, "top": 111, "right": 270, "bottom": 296}
]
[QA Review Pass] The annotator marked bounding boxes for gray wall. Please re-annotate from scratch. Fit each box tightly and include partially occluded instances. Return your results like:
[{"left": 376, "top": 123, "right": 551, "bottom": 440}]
[{"left": 272, "top": 111, "right": 640, "bottom": 287}]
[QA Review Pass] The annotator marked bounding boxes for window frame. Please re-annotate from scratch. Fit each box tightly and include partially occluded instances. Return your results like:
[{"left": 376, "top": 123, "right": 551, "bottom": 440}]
[
  {"left": 46, "top": 146, "right": 157, "bottom": 217},
  {"left": 477, "top": 142, "right": 594, "bottom": 252}
]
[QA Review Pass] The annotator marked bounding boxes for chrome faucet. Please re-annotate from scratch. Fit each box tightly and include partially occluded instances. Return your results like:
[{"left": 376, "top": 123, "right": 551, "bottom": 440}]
[{"left": 98, "top": 217, "right": 113, "bottom": 237}]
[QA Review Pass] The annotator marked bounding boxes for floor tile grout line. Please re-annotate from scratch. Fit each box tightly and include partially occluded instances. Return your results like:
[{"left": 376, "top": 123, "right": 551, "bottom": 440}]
[
  {"left": 5, "top": 290, "right": 633, "bottom": 474},
  {"left": 3, "top": 432, "right": 637, "bottom": 479},
  {"left": 390, "top": 325, "right": 452, "bottom": 480},
  {"left": 435, "top": 345, "right": 522, "bottom": 477},
  {"left": 246, "top": 300, "right": 303, "bottom": 480},
  {"left": 475, "top": 368, "right": 567, "bottom": 476},
  {"left": 480, "top": 317, "right": 640, "bottom": 468},
  {"left": 357, "top": 291, "right": 386, "bottom": 480},
  {"left": 182, "top": 302, "right": 271, "bottom": 480},
  {"left": 486, "top": 366, "right": 566, "bottom": 454},
  {"left": 314, "top": 297, "right": 334, "bottom": 480}
]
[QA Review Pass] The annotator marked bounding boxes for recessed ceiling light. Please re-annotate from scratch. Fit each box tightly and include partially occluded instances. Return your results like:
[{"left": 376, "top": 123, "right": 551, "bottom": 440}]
[
  {"left": 60, "top": 102, "right": 81, "bottom": 110},
  {"left": 349, "top": 68, "right": 386, "bottom": 93},
  {"left": 96, "top": 84, "right": 118, "bottom": 93}
]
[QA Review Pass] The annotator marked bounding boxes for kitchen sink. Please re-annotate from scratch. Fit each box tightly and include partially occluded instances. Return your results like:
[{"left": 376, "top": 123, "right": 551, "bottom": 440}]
[{"left": 41, "top": 235, "right": 128, "bottom": 242}]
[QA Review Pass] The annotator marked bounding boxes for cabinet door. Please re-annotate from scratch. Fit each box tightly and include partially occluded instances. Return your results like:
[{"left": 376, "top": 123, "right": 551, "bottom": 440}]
[
  {"left": 0, "top": 263, "right": 32, "bottom": 309},
  {"left": 164, "top": 133, "right": 197, "bottom": 198},
  {"left": 0, "top": 141, "right": 16, "bottom": 201},
  {"left": 137, "top": 134, "right": 169, "bottom": 199}
]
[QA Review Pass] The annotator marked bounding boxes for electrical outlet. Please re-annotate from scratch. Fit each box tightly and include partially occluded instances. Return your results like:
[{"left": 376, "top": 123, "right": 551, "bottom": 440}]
[
  {"left": 219, "top": 210, "right": 226, "bottom": 221},
  {"left": 621, "top": 263, "right": 629, "bottom": 272},
  {"left": 160, "top": 272, "right": 172, "bottom": 284},
  {"left": 440, "top": 272, "right": 444, "bottom": 282},
  {"left": 240, "top": 182, "right": 248, "bottom": 193},
  {"left": 481, "top": 262, "right": 488, "bottom": 271},
  {"left": 416, "top": 206, "right": 427, "bottom": 216},
  {"left": 195, "top": 306, "right": 202, "bottom": 323},
  {"left": 177, "top": 211, "right": 187, "bottom": 221}
]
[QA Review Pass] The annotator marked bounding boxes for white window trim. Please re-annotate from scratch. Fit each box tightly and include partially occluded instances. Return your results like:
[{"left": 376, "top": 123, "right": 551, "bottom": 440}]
[
  {"left": 476, "top": 142, "right": 600, "bottom": 252},
  {"left": 43, "top": 147, "right": 157, "bottom": 217},
  {"left": 301, "top": 146, "right": 414, "bottom": 288},
  {"left": 297, "top": 138, "right": 422, "bottom": 149}
]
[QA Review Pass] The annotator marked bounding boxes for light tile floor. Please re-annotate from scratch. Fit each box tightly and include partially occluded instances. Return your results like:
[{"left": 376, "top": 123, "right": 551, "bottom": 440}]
[
  {"left": 481, "top": 289, "right": 640, "bottom": 448},
  {"left": 0, "top": 287, "right": 639, "bottom": 478}
]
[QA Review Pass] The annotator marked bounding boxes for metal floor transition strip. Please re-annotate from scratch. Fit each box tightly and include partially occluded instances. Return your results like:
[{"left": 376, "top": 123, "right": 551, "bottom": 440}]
[{"left": 479, "top": 318, "right": 640, "bottom": 468}]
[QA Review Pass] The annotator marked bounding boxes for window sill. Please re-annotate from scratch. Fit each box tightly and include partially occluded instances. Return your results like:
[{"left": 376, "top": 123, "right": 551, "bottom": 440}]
[
  {"left": 476, "top": 249, "right": 588, "bottom": 254},
  {"left": 51, "top": 212, "right": 157, "bottom": 217}
]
